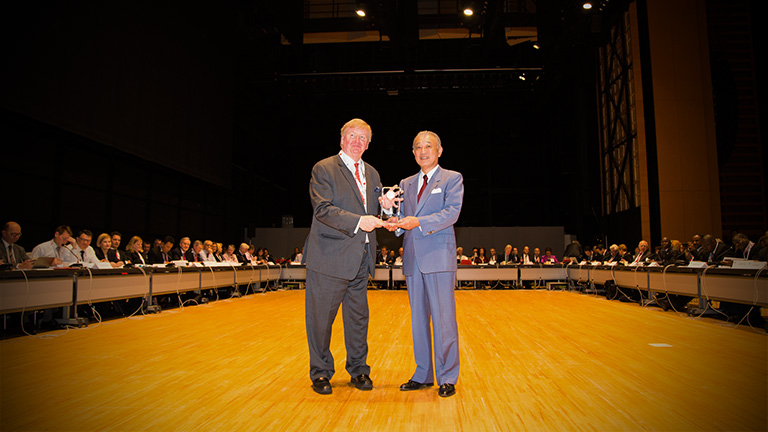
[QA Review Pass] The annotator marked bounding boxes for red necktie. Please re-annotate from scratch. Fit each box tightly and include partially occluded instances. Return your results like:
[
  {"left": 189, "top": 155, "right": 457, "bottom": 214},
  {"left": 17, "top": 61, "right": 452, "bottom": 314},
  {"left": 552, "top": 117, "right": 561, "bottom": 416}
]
[
  {"left": 354, "top": 163, "right": 365, "bottom": 205},
  {"left": 417, "top": 174, "right": 428, "bottom": 202}
]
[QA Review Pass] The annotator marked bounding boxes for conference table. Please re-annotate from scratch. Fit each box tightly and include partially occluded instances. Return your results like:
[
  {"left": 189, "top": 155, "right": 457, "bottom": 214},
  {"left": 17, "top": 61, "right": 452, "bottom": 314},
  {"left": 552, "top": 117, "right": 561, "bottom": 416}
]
[{"left": 2, "top": 262, "right": 766, "bottom": 325}]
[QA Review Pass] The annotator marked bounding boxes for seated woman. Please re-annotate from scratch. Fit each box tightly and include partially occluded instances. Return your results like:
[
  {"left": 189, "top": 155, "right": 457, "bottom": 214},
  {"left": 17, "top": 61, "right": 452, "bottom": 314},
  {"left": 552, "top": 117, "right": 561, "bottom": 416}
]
[
  {"left": 93, "top": 233, "right": 124, "bottom": 267},
  {"left": 222, "top": 244, "right": 239, "bottom": 262},
  {"left": 125, "top": 235, "right": 148, "bottom": 266},
  {"left": 541, "top": 247, "right": 559, "bottom": 264},
  {"left": 472, "top": 247, "right": 489, "bottom": 264}
]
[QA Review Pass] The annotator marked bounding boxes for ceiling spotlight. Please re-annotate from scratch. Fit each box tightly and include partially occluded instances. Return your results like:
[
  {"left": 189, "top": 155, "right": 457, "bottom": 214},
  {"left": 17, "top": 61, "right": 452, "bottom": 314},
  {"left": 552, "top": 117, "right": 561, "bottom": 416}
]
[
  {"left": 532, "top": 43, "right": 540, "bottom": 49},
  {"left": 583, "top": 2, "right": 593, "bottom": 9},
  {"left": 518, "top": 75, "right": 526, "bottom": 81},
  {"left": 463, "top": 8, "right": 474, "bottom": 16},
  {"left": 356, "top": 9, "right": 366, "bottom": 17}
]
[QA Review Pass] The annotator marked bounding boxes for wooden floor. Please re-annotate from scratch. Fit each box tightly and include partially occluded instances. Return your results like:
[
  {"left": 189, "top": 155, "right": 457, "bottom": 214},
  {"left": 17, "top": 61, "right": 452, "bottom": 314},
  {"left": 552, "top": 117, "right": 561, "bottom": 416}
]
[{"left": 1, "top": 290, "right": 766, "bottom": 431}]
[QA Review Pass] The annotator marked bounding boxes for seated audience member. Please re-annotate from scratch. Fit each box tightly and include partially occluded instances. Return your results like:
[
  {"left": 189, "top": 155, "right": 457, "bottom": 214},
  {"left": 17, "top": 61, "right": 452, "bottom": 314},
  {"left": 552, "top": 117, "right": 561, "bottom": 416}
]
[
  {"left": 473, "top": 247, "right": 489, "bottom": 264},
  {"left": 628, "top": 240, "right": 652, "bottom": 265},
  {"left": 668, "top": 239, "right": 687, "bottom": 264},
  {"left": 488, "top": 247, "right": 498, "bottom": 265},
  {"left": 470, "top": 247, "right": 479, "bottom": 262},
  {"left": 125, "top": 235, "right": 148, "bottom": 265},
  {"left": 73, "top": 229, "right": 101, "bottom": 265},
  {"left": 222, "top": 244, "right": 239, "bottom": 263},
  {"left": 214, "top": 243, "right": 224, "bottom": 262},
  {"left": 153, "top": 238, "right": 162, "bottom": 249},
  {"left": 520, "top": 246, "right": 534, "bottom": 265},
  {"left": 618, "top": 244, "right": 632, "bottom": 264},
  {"left": 582, "top": 247, "right": 593, "bottom": 262},
  {"left": 532, "top": 247, "right": 542, "bottom": 263},
  {"left": 377, "top": 246, "right": 391, "bottom": 265},
  {"left": 142, "top": 240, "right": 151, "bottom": 254},
  {"left": 592, "top": 244, "right": 606, "bottom": 262},
  {"left": 656, "top": 237, "right": 674, "bottom": 263},
  {"left": 689, "top": 234, "right": 705, "bottom": 261},
  {"left": 237, "top": 243, "right": 252, "bottom": 263},
  {"left": 757, "top": 236, "right": 768, "bottom": 261},
  {"left": 110, "top": 231, "right": 128, "bottom": 263},
  {"left": 1, "top": 221, "right": 34, "bottom": 269},
  {"left": 388, "top": 249, "right": 396, "bottom": 264},
  {"left": 541, "top": 247, "right": 559, "bottom": 264},
  {"left": 563, "top": 241, "right": 584, "bottom": 262},
  {"left": 700, "top": 234, "right": 732, "bottom": 264},
  {"left": 263, "top": 248, "right": 275, "bottom": 264},
  {"left": 500, "top": 245, "right": 519, "bottom": 264},
  {"left": 170, "top": 237, "right": 191, "bottom": 261},
  {"left": 93, "top": 233, "right": 123, "bottom": 267},
  {"left": 729, "top": 232, "right": 761, "bottom": 260},
  {"left": 291, "top": 247, "right": 304, "bottom": 264},
  {"left": 605, "top": 244, "right": 621, "bottom": 263},
  {"left": 188, "top": 240, "right": 204, "bottom": 262},
  {"left": 30, "top": 225, "right": 78, "bottom": 267},
  {"left": 148, "top": 236, "right": 175, "bottom": 264},
  {"left": 200, "top": 240, "right": 216, "bottom": 262},
  {"left": 456, "top": 247, "right": 468, "bottom": 263},
  {"left": 395, "top": 247, "right": 404, "bottom": 265},
  {"left": 252, "top": 247, "right": 268, "bottom": 264}
]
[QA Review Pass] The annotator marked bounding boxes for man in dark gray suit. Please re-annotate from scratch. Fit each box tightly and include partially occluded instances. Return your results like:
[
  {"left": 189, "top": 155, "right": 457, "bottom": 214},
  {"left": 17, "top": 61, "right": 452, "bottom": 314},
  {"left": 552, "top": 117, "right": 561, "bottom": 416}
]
[
  {"left": 304, "top": 118, "right": 393, "bottom": 395},
  {"left": 1, "top": 221, "right": 34, "bottom": 269}
]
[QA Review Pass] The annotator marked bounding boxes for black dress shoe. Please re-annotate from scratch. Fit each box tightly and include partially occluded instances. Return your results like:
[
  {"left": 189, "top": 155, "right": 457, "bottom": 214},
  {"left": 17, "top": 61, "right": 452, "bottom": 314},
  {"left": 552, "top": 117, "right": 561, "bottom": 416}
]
[
  {"left": 350, "top": 374, "right": 373, "bottom": 390},
  {"left": 399, "top": 380, "right": 434, "bottom": 391},
  {"left": 438, "top": 383, "right": 456, "bottom": 398},
  {"left": 312, "top": 377, "right": 332, "bottom": 395}
]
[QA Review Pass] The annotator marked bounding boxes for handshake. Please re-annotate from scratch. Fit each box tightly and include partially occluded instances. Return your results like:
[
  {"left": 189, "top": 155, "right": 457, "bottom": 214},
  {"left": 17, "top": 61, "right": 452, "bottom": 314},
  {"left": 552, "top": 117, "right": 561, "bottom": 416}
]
[{"left": 359, "top": 185, "right": 420, "bottom": 232}]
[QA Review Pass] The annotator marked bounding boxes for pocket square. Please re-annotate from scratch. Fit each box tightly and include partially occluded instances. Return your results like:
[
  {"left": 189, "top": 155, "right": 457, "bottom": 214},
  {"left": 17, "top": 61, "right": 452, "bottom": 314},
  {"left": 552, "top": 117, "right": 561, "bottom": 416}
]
[{"left": 431, "top": 188, "right": 442, "bottom": 194}]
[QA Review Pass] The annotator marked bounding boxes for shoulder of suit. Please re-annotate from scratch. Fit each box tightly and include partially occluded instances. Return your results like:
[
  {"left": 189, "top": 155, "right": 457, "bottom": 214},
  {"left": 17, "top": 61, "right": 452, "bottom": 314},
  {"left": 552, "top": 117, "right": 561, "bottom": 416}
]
[{"left": 437, "top": 167, "right": 462, "bottom": 178}]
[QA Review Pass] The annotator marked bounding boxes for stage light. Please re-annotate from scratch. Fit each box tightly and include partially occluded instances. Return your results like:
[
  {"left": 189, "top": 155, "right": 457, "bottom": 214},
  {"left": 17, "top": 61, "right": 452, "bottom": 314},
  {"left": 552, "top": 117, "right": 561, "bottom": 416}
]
[
  {"left": 356, "top": 9, "right": 366, "bottom": 17},
  {"left": 583, "top": 2, "right": 593, "bottom": 9},
  {"left": 464, "top": 8, "right": 474, "bottom": 16},
  {"left": 532, "top": 43, "right": 540, "bottom": 49}
]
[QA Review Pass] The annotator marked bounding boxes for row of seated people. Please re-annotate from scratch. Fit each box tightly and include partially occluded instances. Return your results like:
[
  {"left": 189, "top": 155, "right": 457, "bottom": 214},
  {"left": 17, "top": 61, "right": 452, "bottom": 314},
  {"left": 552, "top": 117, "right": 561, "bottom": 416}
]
[
  {"left": 373, "top": 232, "right": 768, "bottom": 268},
  {"left": 1, "top": 221, "right": 305, "bottom": 270}
]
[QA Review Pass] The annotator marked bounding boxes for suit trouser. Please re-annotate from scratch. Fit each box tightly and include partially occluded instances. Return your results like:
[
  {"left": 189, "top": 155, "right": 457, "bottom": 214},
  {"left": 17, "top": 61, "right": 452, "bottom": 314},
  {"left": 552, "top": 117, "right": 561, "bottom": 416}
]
[
  {"left": 305, "top": 244, "right": 371, "bottom": 381},
  {"left": 406, "top": 270, "right": 459, "bottom": 385}
]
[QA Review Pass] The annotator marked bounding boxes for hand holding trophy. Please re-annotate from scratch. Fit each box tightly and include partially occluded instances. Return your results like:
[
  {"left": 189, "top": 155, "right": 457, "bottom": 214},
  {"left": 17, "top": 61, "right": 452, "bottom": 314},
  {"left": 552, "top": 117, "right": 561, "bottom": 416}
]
[{"left": 378, "top": 185, "right": 403, "bottom": 231}]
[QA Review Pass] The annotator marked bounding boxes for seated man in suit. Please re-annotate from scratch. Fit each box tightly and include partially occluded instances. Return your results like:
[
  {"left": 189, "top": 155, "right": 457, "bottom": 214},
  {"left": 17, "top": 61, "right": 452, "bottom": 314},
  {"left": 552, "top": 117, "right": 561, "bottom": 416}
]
[
  {"left": 628, "top": 240, "right": 652, "bottom": 265},
  {"left": 1, "top": 221, "right": 34, "bottom": 269},
  {"left": 488, "top": 247, "right": 499, "bottom": 265},
  {"left": 110, "top": 231, "right": 129, "bottom": 263},
  {"left": 30, "top": 225, "right": 78, "bottom": 267},
  {"left": 170, "top": 237, "right": 192, "bottom": 261},
  {"left": 73, "top": 229, "right": 101, "bottom": 265},
  {"left": 236, "top": 243, "right": 252, "bottom": 263},
  {"left": 188, "top": 240, "right": 203, "bottom": 262},
  {"left": 700, "top": 234, "right": 732, "bottom": 264},
  {"left": 148, "top": 236, "right": 175, "bottom": 264},
  {"left": 730, "top": 232, "right": 761, "bottom": 260},
  {"left": 520, "top": 246, "right": 534, "bottom": 265}
]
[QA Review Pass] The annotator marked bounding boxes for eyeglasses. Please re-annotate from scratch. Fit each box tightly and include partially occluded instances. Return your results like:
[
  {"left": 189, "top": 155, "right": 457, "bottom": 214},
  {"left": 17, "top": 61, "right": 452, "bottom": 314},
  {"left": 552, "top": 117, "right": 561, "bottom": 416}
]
[{"left": 78, "top": 237, "right": 92, "bottom": 243}]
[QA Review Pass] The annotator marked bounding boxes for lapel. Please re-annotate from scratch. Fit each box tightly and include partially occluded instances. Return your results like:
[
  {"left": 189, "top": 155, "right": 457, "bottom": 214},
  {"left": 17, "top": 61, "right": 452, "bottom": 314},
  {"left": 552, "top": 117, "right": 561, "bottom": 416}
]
[{"left": 414, "top": 166, "right": 442, "bottom": 215}]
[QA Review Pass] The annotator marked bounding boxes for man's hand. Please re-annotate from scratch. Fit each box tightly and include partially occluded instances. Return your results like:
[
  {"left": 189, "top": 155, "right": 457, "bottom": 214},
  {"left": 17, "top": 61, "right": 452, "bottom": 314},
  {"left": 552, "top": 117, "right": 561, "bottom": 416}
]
[
  {"left": 378, "top": 185, "right": 403, "bottom": 211},
  {"left": 396, "top": 216, "right": 420, "bottom": 231},
  {"left": 18, "top": 259, "right": 35, "bottom": 270},
  {"left": 382, "top": 217, "right": 400, "bottom": 232},
  {"left": 359, "top": 215, "right": 383, "bottom": 232}
]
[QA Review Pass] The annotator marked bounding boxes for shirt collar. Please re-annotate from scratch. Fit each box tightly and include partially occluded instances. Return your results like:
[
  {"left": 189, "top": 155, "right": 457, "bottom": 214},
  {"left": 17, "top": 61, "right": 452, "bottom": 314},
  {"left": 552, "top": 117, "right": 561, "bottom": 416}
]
[
  {"left": 339, "top": 150, "right": 364, "bottom": 174},
  {"left": 419, "top": 165, "right": 439, "bottom": 182}
]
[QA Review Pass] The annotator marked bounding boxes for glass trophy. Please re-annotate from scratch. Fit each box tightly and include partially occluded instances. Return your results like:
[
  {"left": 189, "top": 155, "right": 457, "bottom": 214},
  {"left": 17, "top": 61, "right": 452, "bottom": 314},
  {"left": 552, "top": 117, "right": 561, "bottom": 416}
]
[{"left": 379, "top": 186, "right": 403, "bottom": 221}]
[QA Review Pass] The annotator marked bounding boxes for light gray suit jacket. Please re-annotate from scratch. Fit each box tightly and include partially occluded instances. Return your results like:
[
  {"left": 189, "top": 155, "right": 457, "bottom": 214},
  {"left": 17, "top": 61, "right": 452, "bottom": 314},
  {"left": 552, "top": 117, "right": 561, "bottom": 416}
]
[
  {"left": 304, "top": 154, "right": 382, "bottom": 280},
  {"left": 398, "top": 166, "right": 464, "bottom": 277}
]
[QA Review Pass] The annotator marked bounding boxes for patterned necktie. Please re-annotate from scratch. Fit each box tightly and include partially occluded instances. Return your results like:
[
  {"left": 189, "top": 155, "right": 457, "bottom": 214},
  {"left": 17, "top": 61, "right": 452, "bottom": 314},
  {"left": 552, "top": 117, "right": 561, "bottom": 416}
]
[
  {"left": 354, "top": 162, "right": 365, "bottom": 205},
  {"left": 417, "top": 174, "right": 428, "bottom": 202},
  {"left": 8, "top": 245, "right": 15, "bottom": 265},
  {"left": 80, "top": 250, "right": 85, "bottom": 261}
]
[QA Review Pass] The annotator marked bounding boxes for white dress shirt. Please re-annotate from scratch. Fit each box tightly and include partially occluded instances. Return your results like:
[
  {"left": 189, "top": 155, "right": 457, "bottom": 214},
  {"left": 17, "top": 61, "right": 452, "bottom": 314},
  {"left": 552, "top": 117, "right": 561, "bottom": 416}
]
[
  {"left": 31, "top": 240, "right": 79, "bottom": 265},
  {"left": 73, "top": 245, "right": 101, "bottom": 265}
]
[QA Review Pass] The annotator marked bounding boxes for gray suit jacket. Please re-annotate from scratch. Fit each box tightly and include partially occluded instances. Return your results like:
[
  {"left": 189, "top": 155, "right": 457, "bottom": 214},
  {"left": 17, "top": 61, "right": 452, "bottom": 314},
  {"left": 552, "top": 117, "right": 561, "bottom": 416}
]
[
  {"left": 1, "top": 242, "right": 30, "bottom": 266},
  {"left": 304, "top": 154, "right": 382, "bottom": 280},
  {"left": 398, "top": 166, "right": 464, "bottom": 276}
]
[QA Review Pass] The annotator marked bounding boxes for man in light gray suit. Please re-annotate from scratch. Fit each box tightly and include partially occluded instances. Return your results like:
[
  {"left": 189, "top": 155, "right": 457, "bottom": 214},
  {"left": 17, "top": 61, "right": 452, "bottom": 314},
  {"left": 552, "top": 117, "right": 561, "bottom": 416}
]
[
  {"left": 385, "top": 130, "right": 464, "bottom": 397},
  {"left": 304, "top": 118, "right": 394, "bottom": 395}
]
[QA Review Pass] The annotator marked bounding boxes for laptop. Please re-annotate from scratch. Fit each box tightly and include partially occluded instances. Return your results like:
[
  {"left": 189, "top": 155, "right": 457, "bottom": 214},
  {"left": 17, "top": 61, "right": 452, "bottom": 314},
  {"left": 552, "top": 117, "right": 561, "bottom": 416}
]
[{"left": 32, "top": 257, "right": 55, "bottom": 268}]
